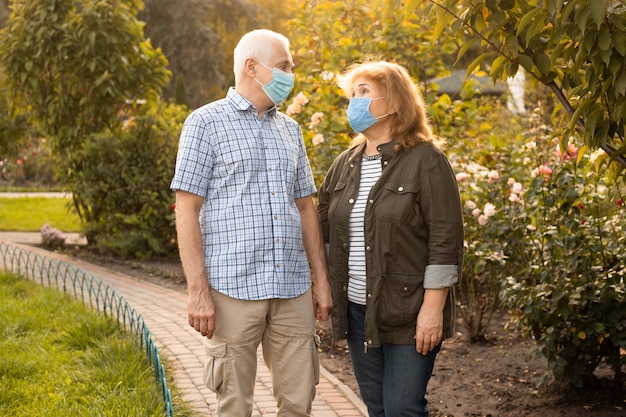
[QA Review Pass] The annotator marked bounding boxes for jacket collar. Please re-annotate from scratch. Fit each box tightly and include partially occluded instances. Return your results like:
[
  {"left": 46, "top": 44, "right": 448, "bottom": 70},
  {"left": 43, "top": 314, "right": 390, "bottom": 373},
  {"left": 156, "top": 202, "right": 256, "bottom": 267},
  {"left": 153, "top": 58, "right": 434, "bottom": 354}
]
[
  {"left": 352, "top": 140, "right": 396, "bottom": 158},
  {"left": 377, "top": 140, "right": 396, "bottom": 156},
  {"left": 347, "top": 140, "right": 397, "bottom": 171}
]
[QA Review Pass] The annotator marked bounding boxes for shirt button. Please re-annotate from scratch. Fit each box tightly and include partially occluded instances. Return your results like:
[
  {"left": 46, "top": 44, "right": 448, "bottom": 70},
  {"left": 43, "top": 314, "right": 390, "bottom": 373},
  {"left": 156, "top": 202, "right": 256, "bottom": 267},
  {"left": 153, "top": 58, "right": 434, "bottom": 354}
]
[
  {"left": 369, "top": 199, "right": 374, "bottom": 204},
  {"left": 275, "top": 238, "right": 280, "bottom": 243},
  {"left": 274, "top": 215, "right": 278, "bottom": 220},
  {"left": 398, "top": 186, "right": 404, "bottom": 192},
  {"left": 349, "top": 198, "right": 355, "bottom": 204},
  {"left": 271, "top": 191, "right": 275, "bottom": 195},
  {"left": 383, "top": 161, "right": 389, "bottom": 166},
  {"left": 403, "top": 286, "right": 408, "bottom": 291},
  {"left": 268, "top": 168, "right": 273, "bottom": 172},
  {"left": 367, "top": 293, "right": 372, "bottom": 298},
  {"left": 367, "top": 340, "right": 373, "bottom": 345},
  {"left": 366, "top": 246, "right": 371, "bottom": 251},
  {"left": 350, "top": 163, "right": 355, "bottom": 168},
  {"left": 276, "top": 263, "right": 281, "bottom": 268}
]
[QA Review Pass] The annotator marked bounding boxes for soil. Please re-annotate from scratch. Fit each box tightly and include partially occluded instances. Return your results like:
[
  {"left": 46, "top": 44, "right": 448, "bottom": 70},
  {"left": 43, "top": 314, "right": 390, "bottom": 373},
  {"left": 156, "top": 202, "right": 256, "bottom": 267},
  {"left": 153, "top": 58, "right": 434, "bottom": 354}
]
[{"left": 62, "top": 247, "right": 626, "bottom": 417}]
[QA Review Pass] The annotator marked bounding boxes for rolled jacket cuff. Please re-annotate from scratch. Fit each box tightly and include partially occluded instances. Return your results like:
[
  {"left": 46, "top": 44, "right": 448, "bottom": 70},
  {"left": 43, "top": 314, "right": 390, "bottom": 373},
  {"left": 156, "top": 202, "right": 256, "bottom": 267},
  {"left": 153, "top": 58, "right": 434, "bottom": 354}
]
[{"left": 424, "top": 265, "right": 459, "bottom": 288}]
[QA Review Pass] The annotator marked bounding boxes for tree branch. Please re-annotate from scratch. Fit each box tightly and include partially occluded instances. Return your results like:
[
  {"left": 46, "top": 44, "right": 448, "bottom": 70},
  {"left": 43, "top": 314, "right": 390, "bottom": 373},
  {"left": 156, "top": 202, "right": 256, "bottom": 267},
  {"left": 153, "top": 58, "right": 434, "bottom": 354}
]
[
  {"left": 429, "top": 0, "right": 626, "bottom": 169},
  {"left": 547, "top": 81, "right": 626, "bottom": 168}
]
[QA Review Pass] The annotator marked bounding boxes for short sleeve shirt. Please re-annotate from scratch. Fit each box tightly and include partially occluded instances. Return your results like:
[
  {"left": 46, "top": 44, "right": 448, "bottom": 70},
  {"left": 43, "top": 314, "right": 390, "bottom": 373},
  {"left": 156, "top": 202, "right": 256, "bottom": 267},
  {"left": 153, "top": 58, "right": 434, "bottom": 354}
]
[{"left": 170, "top": 88, "right": 317, "bottom": 300}]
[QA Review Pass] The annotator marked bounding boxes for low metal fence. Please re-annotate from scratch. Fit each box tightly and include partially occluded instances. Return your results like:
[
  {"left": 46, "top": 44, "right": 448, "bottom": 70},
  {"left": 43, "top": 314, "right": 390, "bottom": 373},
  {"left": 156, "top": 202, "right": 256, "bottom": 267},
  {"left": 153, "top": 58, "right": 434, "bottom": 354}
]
[{"left": 0, "top": 242, "right": 174, "bottom": 417}]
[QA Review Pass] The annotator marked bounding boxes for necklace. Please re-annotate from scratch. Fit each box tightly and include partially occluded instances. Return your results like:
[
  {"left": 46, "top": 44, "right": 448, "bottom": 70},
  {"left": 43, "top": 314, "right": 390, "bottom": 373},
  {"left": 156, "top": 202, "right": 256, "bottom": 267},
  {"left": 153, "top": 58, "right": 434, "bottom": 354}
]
[{"left": 363, "top": 153, "right": 382, "bottom": 161}]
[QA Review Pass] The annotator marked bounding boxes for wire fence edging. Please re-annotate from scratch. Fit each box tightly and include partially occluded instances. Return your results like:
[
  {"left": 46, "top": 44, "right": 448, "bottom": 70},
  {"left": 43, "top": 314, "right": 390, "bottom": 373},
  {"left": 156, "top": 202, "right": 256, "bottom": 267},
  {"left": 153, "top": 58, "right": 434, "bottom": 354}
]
[{"left": 0, "top": 242, "right": 174, "bottom": 417}]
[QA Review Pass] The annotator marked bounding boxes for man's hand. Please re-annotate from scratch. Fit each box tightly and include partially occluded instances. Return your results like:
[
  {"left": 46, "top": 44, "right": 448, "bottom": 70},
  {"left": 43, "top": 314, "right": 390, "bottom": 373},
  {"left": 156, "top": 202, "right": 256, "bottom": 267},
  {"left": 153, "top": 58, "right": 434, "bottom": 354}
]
[
  {"left": 295, "top": 195, "right": 333, "bottom": 321},
  {"left": 188, "top": 286, "right": 216, "bottom": 338},
  {"left": 312, "top": 273, "right": 332, "bottom": 321}
]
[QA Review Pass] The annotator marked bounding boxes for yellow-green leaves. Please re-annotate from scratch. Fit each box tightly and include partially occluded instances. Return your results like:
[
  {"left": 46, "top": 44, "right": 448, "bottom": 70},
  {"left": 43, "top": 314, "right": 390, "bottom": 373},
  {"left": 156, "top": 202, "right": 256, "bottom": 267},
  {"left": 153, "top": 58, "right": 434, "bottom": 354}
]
[{"left": 589, "top": 0, "right": 609, "bottom": 28}]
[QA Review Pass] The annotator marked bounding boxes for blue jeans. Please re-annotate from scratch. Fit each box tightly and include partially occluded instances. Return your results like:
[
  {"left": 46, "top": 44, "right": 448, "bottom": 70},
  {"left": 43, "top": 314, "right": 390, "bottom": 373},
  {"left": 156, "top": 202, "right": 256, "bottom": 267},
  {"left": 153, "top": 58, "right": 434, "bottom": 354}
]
[{"left": 347, "top": 302, "right": 440, "bottom": 417}]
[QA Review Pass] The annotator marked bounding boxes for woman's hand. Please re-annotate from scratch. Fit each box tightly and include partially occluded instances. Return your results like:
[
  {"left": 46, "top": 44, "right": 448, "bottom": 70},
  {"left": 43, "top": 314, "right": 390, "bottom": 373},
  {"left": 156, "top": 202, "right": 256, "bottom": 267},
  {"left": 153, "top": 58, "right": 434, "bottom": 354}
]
[{"left": 414, "top": 288, "right": 448, "bottom": 354}]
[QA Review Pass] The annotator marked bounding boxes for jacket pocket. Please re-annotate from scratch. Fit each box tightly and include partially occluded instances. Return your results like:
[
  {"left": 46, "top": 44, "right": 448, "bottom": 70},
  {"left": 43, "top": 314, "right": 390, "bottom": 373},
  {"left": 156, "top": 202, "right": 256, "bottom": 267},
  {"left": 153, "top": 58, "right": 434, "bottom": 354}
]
[
  {"left": 378, "top": 181, "right": 420, "bottom": 223},
  {"left": 377, "top": 274, "right": 423, "bottom": 328},
  {"left": 203, "top": 338, "right": 234, "bottom": 395}
]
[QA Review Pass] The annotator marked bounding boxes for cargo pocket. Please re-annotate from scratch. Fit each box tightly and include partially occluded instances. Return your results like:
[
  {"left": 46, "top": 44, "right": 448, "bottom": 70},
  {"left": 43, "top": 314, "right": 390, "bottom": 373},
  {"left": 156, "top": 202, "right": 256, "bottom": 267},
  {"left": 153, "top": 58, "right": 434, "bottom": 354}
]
[
  {"left": 313, "top": 333, "right": 321, "bottom": 385},
  {"left": 203, "top": 338, "right": 233, "bottom": 394}
]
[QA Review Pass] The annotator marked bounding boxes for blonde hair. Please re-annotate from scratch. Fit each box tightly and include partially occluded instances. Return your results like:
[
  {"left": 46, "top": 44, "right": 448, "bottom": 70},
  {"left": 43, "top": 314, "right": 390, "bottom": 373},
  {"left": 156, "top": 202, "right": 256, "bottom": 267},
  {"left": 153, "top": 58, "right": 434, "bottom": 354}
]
[{"left": 338, "top": 61, "right": 442, "bottom": 150}]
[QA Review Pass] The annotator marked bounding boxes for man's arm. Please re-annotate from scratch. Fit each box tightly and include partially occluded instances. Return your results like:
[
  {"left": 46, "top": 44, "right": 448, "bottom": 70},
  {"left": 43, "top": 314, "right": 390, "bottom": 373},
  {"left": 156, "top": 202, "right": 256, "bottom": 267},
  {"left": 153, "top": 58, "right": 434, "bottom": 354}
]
[
  {"left": 175, "top": 190, "right": 216, "bottom": 338},
  {"left": 295, "top": 195, "right": 333, "bottom": 321}
]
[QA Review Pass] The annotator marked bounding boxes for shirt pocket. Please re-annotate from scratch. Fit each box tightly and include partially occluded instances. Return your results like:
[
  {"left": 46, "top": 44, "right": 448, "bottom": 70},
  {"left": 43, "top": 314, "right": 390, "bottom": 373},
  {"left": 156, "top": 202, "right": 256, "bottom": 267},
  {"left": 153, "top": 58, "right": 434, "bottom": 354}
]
[{"left": 377, "top": 273, "right": 424, "bottom": 328}]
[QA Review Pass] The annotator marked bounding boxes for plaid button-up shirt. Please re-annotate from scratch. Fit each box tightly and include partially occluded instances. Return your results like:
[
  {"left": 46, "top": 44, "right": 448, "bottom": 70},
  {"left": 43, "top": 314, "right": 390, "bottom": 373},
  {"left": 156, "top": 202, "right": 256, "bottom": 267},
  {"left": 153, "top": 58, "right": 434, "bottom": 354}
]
[{"left": 171, "top": 88, "right": 316, "bottom": 300}]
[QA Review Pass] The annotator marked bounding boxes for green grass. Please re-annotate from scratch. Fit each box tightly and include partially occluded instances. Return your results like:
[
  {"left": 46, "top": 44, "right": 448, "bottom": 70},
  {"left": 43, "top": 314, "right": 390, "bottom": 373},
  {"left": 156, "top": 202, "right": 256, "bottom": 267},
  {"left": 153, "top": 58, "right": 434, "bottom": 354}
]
[
  {"left": 0, "top": 272, "right": 194, "bottom": 417},
  {"left": 0, "top": 197, "right": 81, "bottom": 232}
]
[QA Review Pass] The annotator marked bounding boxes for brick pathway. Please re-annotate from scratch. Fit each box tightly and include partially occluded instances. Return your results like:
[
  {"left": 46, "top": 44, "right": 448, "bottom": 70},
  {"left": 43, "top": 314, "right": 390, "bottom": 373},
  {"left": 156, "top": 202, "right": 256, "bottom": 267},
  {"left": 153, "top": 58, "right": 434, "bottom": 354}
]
[{"left": 0, "top": 236, "right": 366, "bottom": 417}]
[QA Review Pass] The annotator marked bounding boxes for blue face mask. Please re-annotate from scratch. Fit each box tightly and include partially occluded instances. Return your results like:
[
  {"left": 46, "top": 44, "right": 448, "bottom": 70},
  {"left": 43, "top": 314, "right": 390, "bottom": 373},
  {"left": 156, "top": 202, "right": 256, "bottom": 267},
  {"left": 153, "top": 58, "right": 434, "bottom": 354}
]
[
  {"left": 255, "top": 61, "right": 295, "bottom": 105},
  {"left": 346, "top": 97, "right": 389, "bottom": 133}
]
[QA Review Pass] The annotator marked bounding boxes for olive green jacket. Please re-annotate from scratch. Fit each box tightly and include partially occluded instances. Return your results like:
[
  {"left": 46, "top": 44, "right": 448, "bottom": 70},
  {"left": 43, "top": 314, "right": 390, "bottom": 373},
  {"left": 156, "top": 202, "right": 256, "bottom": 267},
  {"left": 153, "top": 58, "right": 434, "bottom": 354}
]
[{"left": 317, "top": 140, "right": 464, "bottom": 347}]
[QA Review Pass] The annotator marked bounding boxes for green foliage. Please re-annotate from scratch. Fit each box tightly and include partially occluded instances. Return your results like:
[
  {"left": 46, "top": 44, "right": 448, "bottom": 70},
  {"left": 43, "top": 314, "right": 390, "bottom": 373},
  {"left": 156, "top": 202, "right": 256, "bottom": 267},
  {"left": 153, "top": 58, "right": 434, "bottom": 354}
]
[
  {"left": 0, "top": 1, "right": 8, "bottom": 26},
  {"left": 0, "top": 137, "right": 56, "bottom": 188},
  {"left": 500, "top": 132, "right": 626, "bottom": 389},
  {"left": 140, "top": 0, "right": 290, "bottom": 107},
  {"left": 70, "top": 101, "right": 186, "bottom": 258},
  {"left": 140, "top": 0, "right": 226, "bottom": 107},
  {"left": 0, "top": 70, "right": 30, "bottom": 159},
  {"left": 0, "top": 0, "right": 183, "bottom": 259},
  {"left": 421, "top": 0, "right": 626, "bottom": 179},
  {"left": 0, "top": 272, "right": 168, "bottom": 416},
  {"left": 0, "top": 0, "right": 170, "bottom": 154},
  {"left": 0, "top": 197, "right": 81, "bottom": 232},
  {"left": 452, "top": 105, "right": 626, "bottom": 389}
]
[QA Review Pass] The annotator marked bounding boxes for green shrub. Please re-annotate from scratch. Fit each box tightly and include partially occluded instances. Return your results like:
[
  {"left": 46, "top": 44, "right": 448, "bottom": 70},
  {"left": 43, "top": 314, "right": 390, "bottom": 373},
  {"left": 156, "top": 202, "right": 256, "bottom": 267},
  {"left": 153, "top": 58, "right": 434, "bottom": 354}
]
[
  {"left": 70, "top": 101, "right": 187, "bottom": 259},
  {"left": 501, "top": 143, "right": 626, "bottom": 389},
  {"left": 453, "top": 101, "right": 626, "bottom": 388}
]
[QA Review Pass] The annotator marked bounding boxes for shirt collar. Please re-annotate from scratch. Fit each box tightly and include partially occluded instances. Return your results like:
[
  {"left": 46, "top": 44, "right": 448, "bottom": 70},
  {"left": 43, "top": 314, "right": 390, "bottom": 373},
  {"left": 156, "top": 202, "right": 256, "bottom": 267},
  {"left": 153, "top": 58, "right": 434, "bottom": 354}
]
[{"left": 227, "top": 87, "right": 276, "bottom": 115}]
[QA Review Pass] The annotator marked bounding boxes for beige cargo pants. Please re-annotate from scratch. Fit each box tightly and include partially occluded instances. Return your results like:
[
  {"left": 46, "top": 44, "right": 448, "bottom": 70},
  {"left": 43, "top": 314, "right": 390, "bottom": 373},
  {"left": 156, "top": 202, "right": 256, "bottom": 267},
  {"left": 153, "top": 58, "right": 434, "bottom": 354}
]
[{"left": 203, "top": 288, "right": 319, "bottom": 416}]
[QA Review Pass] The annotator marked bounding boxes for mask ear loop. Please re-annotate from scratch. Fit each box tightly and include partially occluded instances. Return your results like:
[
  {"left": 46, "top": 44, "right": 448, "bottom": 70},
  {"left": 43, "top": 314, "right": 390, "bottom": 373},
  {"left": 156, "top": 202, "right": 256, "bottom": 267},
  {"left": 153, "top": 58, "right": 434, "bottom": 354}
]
[
  {"left": 370, "top": 97, "right": 391, "bottom": 120},
  {"left": 253, "top": 60, "right": 268, "bottom": 87}
]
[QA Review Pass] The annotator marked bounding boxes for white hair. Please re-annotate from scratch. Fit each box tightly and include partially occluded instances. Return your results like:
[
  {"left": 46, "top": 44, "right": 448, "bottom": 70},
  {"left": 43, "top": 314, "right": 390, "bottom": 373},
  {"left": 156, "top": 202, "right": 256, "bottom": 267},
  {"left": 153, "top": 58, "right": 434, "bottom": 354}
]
[{"left": 233, "top": 29, "right": 290, "bottom": 85}]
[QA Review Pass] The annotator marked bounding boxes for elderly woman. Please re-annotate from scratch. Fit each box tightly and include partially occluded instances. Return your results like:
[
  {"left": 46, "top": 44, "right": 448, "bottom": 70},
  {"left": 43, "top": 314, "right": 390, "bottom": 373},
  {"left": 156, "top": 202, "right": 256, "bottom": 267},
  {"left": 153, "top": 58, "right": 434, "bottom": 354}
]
[{"left": 317, "top": 61, "right": 464, "bottom": 417}]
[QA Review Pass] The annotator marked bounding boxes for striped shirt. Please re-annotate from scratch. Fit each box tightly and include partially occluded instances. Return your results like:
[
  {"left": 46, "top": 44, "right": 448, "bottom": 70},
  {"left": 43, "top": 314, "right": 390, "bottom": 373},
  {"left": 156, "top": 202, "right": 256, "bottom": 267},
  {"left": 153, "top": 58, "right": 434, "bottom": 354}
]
[
  {"left": 348, "top": 155, "right": 382, "bottom": 305},
  {"left": 170, "top": 88, "right": 317, "bottom": 300}
]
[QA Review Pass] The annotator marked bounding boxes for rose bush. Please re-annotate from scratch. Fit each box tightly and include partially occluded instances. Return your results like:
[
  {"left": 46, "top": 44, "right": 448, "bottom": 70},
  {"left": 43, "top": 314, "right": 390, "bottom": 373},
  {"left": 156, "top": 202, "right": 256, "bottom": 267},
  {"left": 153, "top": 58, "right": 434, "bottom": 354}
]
[{"left": 453, "top": 106, "right": 626, "bottom": 388}]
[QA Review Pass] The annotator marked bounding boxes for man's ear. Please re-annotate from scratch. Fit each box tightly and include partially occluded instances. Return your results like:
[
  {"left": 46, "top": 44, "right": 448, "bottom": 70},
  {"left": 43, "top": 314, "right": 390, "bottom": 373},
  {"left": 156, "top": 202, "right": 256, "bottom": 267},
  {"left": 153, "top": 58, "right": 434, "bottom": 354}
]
[{"left": 244, "top": 58, "right": 257, "bottom": 78}]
